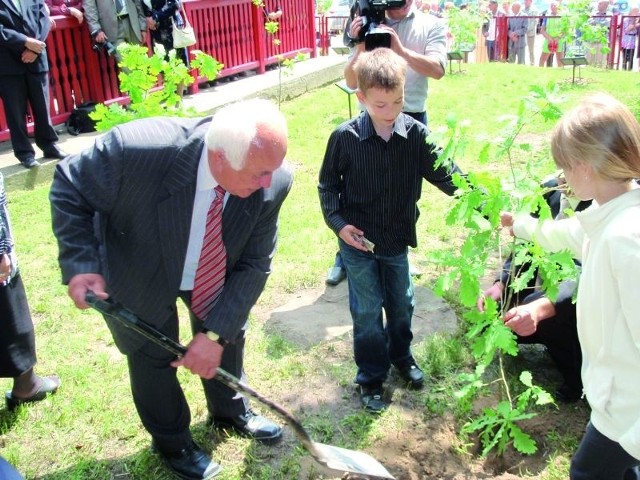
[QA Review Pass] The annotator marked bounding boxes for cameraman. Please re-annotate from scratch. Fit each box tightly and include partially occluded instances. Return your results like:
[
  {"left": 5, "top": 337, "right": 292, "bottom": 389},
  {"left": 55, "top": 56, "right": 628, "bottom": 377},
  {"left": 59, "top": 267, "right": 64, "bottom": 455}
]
[{"left": 343, "top": 0, "right": 447, "bottom": 126}]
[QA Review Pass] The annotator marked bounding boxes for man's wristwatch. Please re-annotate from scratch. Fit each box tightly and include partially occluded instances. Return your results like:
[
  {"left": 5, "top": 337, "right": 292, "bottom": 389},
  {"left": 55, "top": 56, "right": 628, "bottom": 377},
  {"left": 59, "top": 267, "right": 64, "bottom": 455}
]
[{"left": 201, "top": 328, "right": 228, "bottom": 347}]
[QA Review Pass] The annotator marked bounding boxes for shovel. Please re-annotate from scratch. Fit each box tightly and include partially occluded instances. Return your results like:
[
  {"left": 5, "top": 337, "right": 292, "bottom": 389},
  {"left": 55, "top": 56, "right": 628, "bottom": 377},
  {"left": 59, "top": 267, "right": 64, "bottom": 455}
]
[{"left": 85, "top": 292, "right": 395, "bottom": 479}]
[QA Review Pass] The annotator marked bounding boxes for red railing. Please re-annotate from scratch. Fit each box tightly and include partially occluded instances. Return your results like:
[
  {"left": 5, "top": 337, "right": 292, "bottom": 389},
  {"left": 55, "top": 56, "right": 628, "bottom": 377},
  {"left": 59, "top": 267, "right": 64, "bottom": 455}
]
[{"left": 0, "top": 0, "right": 316, "bottom": 142}]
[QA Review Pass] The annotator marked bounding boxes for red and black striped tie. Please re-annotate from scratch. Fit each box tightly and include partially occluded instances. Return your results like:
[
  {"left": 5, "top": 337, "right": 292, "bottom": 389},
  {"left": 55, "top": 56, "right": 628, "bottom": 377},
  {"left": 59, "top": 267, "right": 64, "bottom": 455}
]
[{"left": 191, "top": 186, "right": 226, "bottom": 321}]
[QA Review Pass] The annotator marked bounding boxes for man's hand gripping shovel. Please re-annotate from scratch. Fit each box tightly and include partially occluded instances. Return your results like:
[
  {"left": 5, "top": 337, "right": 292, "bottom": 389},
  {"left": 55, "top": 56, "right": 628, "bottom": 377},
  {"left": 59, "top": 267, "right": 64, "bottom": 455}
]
[{"left": 85, "top": 292, "right": 395, "bottom": 479}]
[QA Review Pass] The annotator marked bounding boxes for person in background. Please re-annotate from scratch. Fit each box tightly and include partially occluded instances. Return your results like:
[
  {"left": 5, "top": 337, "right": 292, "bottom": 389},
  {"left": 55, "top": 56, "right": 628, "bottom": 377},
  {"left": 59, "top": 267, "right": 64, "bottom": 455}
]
[
  {"left": 82, "top": 0, "right": 147, "bottom": 60},
  {"left": 483, "top": 0, "right": 504, "bottom": 61},
  {"left": 620, "top": 6, "right": 639, "bottom": 71},
  {"left": 522, "top": 0, "right": 538, "bottom": 66},
  {"left": 45, "top": 0, "right": 84, "bottom": 25},
  {"left": 501, "top": 93, "right": 640, "bottom": 479},
  {"left": 142, "top": 0, "right": 188, "bottom": 67},
  {"left": 319, "top": 48, "right": 466, "bottom": 413},
  {"left": 507, "top": 1, "right": 528, "bottom": 64},
  {"left": 0, "top": 0, "right": 69, "bottom": 169},
  {"left": 1, "top": 173, "right": 60, "bottom": 412},
  {"left": 50, "top": 99, "right": 291, "bottom": 480},
  {"left": 538, "top": 1, "right": 564, "bottom": 67},
  {"left": 585, "top": 0, "right": 611, "bottom": 68}
]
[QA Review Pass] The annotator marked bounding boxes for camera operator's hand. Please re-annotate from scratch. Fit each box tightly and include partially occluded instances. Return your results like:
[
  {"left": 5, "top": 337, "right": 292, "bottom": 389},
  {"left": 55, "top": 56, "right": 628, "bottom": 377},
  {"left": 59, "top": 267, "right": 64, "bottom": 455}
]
[
  {"left": 24, "top": 38, "right": 46, "bottom": 54},
  {"left": 379, "top": 25, "right": 404, "bottom": 56},
  {"left": 348, "top": 15, "right": 363, "bottom": 41},
  {"left": 94, "top": 31, "right": 107, "bottom": 43}
]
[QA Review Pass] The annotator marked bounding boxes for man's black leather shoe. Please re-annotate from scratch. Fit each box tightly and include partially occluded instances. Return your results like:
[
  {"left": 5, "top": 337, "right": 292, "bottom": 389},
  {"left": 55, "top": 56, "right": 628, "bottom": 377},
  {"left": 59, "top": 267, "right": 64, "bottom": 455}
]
[
  {"left": 20, "top": 156, "right": 41, "bottom": 169},
  {"left": 395, "top": 359, "right": 424, "bottom": 389},
  {"left": 555, "top": 383, "right": 583, "bottom": 403},
  {"left": 208, "top": 409, "right": 282, "bottom": 444},
  {"left": 42, "top": 146, "right": 69, "bottom": 159},
  {"left": 152, "top": 441, "right": 221, "bottom": 480}
]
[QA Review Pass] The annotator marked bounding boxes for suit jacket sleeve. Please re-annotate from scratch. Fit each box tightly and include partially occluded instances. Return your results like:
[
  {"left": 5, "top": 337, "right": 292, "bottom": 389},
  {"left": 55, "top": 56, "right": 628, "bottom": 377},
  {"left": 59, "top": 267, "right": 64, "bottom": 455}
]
[
  {"left": 204, "top": 164, "right": 294, "bottom": 341},
  {"left": 129, "top": 0, "right": 146, "bottom": 33},
  {"left": 82, "top": 0, "right": 101, "bottom": 34},
  {"left": 49, "top": 127, "right": 125, "bottom": 283}
]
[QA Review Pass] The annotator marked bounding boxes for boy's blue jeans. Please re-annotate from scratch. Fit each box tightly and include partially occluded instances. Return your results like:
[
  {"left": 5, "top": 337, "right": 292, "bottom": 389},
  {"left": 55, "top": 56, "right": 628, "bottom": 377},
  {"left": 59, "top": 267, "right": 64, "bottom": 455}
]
[{"left": 338, "top": 239, "right": 415, "bottom": 386}]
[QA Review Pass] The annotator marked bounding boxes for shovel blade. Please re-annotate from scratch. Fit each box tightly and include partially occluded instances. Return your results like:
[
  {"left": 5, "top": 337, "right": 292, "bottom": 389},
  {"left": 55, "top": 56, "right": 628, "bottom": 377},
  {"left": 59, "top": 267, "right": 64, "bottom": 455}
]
[{"left": 314, "top": 442, "right": 395, "bottom": 479}]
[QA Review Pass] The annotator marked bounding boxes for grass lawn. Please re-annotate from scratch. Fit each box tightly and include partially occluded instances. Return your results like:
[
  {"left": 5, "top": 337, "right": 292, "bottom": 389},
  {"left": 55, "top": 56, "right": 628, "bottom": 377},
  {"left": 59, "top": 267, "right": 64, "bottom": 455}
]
[{"left": 1, "top": 62, "right": 639, "bottom": 479}]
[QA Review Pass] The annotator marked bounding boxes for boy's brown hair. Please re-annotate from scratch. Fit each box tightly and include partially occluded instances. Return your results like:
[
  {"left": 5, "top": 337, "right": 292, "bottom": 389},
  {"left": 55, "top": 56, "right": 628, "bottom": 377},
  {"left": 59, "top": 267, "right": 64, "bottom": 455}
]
[{"left": 354, "top": 48, "right": 407, "bottom": 95}]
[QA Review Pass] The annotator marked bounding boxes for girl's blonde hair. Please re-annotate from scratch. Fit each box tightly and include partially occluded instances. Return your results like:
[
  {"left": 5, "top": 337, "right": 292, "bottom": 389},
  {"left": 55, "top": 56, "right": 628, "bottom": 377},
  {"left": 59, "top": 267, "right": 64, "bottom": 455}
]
[
  {"left": 355, "top": 48, "right": 407, "bottom": 95},
  {"left": 551, "top": 93, "right": 640, "bottom": 182}
]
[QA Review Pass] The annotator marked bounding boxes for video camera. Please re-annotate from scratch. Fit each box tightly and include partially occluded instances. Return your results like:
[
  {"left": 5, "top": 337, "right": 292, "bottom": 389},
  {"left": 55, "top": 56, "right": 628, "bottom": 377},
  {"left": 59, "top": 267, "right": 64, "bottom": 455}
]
[
  {"left": 90, "top": 31, "right": 117, "bottom": 56},
  {"left": 350, "top": 0, "right": 406, "bottom": 50}
]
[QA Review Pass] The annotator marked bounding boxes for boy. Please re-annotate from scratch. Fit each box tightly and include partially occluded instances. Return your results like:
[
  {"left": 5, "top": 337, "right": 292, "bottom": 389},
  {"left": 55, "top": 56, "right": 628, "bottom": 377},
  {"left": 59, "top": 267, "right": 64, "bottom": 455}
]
[{"left": 318, "top": 48, "right": 464, "bottom": 413}]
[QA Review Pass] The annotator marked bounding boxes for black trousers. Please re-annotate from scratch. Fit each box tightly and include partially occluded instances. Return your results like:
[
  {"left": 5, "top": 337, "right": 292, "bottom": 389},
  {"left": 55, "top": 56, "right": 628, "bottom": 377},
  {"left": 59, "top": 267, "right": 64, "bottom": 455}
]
[
  {"left": 123, "top": 294, "right": 249, "bottom": 453},
  {"left": 0, "top": 273, "right": 37, "bottom": 378},
  {"left": 515, "top": 289, "right": 582, "bottom": 390},
  {"left": 571, "top": 422, "right": 640, "bottom": 479},
  {"left": 0, "top": 72, "right": 58, "bottom": 162}
]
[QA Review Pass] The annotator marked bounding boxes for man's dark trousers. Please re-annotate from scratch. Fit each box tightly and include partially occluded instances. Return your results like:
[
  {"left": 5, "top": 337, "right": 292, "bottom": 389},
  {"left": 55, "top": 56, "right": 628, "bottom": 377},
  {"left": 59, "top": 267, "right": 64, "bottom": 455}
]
[{"left": 0, "top": 72, "right": 58, "bottom": 162}]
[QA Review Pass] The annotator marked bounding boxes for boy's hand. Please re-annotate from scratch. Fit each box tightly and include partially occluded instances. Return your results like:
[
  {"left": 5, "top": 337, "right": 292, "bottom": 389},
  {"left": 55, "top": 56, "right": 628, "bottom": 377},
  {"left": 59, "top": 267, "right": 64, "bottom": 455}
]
[{"left": 339, "top": 225, "right": 370, "bottom": 252}]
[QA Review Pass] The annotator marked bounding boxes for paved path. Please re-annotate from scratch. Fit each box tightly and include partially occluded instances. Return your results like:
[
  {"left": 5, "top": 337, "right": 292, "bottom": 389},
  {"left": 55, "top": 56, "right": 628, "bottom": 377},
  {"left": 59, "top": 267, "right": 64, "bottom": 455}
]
[{"left": 0, "top": 54, "right": 348, "bottom": 182}]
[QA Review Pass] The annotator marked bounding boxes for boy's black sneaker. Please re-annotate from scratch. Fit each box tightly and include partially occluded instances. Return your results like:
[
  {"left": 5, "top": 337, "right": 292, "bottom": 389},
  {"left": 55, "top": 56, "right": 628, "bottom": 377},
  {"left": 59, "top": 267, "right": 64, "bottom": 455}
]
[
  {"left": 395, "top": 359, "right": 424, "bottom": 389},
  {"left": 360, "top": 383, "right": 387, "bottom": 413}
]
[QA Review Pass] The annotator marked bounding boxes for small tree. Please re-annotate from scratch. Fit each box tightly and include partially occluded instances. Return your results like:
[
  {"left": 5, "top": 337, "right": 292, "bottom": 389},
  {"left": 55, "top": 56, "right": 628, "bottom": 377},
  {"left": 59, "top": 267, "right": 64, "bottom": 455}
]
[
  {"left": 251, "top": 0, "right": 307, "bottom": 107},
  {"left": 556, "top": 0, "right": 610, "bottom": 57},
  {"left": 90, "top": 43, "right": 223, "bottom": 131},
  {"left": 447, "top": 5, "right": 484, "bottom": 53},
  {"left": 429, "top": 84, "right": 578, "bottom": 457}
]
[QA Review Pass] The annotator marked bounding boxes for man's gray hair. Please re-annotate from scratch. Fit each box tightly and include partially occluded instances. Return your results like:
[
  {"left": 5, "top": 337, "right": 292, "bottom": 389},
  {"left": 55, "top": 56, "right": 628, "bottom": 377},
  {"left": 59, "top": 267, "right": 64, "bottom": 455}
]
[{"left": 205, "top": 99, "right": 287, "bottom": 170}]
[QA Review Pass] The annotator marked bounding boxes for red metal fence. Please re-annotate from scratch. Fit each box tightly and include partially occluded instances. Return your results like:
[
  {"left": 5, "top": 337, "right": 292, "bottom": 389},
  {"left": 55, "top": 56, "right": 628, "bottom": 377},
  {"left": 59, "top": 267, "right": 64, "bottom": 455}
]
[{"left": 0, "top": 0, "right": 315, "bottom": 142}]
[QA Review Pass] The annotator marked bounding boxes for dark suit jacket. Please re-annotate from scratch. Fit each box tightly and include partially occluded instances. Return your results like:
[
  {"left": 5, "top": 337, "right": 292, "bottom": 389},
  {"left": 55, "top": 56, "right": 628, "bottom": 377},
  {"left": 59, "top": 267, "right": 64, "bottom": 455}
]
[
  {"left": 0, "top": 0, "right": 50, "bottom": 74},
  {"left": 50, "top": 117, "right": 293, "bottom": 353}
]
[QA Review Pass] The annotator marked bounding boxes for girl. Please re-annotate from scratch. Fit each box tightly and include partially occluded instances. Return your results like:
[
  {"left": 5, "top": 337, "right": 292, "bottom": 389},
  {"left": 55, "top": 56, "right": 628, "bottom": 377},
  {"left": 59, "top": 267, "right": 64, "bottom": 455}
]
[{"left": 501, "top": 93, "right": 640, "bottom": 479}]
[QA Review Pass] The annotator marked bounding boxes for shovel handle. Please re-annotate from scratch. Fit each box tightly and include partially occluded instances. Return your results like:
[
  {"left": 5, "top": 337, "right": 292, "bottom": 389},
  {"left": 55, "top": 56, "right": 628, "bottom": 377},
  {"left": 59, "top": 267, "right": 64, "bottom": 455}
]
[{"left": 84, "top": 292, "right": 325, "bottom": 461}]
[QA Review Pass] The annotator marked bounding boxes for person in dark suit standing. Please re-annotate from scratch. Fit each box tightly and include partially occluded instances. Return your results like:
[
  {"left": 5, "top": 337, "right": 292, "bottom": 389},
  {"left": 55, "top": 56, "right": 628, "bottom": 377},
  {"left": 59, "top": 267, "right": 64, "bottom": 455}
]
[
  {"left": 50, "top": 99, "right": 292, "bottom": 480},
  {"left": 0, "top": 0, "right": 68, "bottom": 169}
]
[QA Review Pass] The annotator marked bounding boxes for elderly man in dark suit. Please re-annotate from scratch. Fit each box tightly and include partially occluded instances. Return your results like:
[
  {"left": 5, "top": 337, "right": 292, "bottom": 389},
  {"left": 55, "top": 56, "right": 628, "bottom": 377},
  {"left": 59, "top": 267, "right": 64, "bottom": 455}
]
[
  {"left": 50, "top": 99, "right": 292, "bottom": 480},
  {"left": 0, "top": 0, "right": 68, "bottom": 169}
]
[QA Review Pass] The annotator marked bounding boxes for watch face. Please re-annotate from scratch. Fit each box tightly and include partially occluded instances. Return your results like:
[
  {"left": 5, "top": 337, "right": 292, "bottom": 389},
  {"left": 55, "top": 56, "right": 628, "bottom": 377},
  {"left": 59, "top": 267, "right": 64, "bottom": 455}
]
[{"left": 204, "top": 330, "right": 219, "bottom": 341}]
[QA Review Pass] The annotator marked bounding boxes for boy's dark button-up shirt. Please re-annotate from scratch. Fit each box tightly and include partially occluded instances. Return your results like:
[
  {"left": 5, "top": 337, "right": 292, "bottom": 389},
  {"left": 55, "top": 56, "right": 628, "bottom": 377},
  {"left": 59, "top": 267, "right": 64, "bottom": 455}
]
[{"left": 319, "top": 112, "right": 461, "bottom": 257}]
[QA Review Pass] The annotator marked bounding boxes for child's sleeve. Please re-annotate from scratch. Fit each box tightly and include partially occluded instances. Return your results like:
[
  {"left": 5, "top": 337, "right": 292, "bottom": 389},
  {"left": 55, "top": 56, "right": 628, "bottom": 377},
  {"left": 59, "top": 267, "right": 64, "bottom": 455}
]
[
  {"left": 318, "top": 131, "right": 348, "bottom": 235},
  {"left": 422, "top": 142, "right": 463, "bottom": 196}
]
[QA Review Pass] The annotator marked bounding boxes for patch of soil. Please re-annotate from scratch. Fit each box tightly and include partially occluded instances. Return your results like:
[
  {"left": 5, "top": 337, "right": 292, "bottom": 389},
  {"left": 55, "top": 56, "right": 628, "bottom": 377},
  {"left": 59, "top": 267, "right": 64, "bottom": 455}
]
[{"left": 252, "top": 284, "right": 590, "bottom": 479}]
